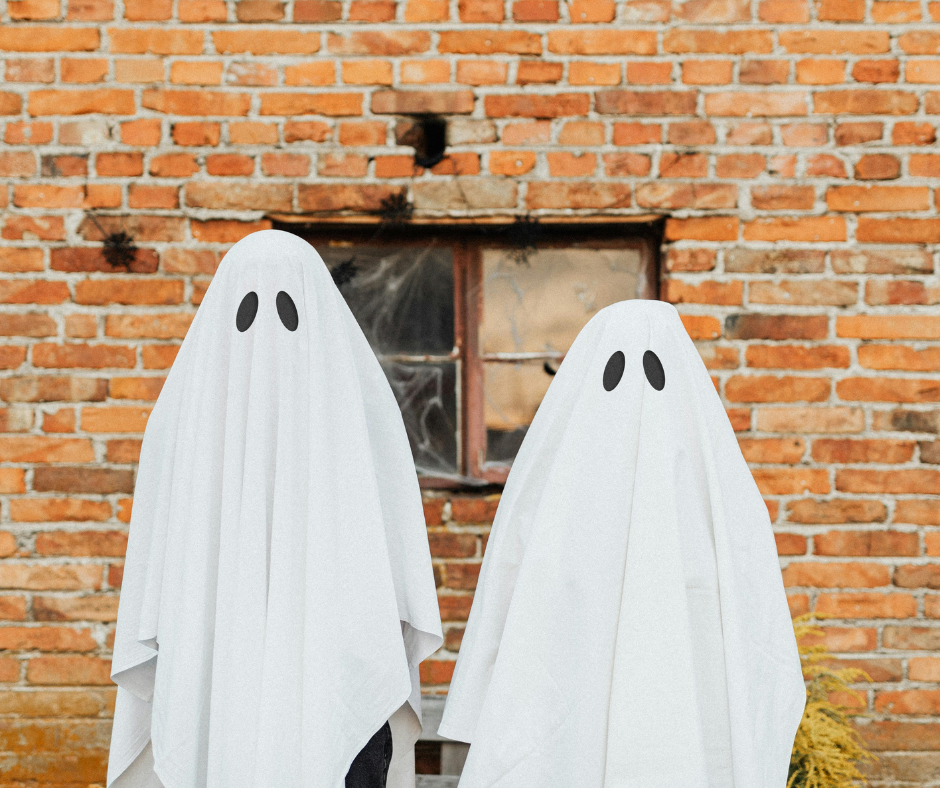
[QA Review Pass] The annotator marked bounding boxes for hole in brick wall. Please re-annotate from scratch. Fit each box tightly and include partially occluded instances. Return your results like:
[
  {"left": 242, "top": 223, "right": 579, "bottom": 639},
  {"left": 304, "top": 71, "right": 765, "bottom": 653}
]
[{"left": 397, "top": 116, "right": 447, "bottom": 169}]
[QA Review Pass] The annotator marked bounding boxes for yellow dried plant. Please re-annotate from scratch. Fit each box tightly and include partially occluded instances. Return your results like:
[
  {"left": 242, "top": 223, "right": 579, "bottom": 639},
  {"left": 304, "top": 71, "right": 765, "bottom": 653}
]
[{"left": 788, "top": 614, "right": 876, "bottom": 788}]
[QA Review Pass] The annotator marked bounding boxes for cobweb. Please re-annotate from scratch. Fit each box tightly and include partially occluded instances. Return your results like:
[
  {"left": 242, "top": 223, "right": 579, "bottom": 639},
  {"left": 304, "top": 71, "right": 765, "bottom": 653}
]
[{"left": 322, "top": 245, "right": 472, "bottom": 480}]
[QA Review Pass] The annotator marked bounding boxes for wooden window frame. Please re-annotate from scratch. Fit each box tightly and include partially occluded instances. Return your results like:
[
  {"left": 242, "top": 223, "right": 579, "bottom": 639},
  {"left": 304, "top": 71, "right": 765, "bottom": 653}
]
[{"left": 277, "top": 216, "right": 663, "bottom": 488}]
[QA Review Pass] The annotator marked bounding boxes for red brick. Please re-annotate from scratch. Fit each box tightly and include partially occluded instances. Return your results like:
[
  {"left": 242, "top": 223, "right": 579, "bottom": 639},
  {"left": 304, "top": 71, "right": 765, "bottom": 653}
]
[
  {"left": 60, "top": 58, "right": 108, "bottom": 84},
  {"left": 665, "top": 217, "right": 738, "bottom": 242},
  {"left": 838, "top": 315, "right": 940, "bottom": 340},
  {"left": 404, "top": 0, "right": 449, "bottom": 20},
  {"left": 549, "top": 30, "right": 657, "bottom": 54},
  {"left": 373, "top": 91, "right": 473, "bottom": 115},
  {"left": 741, "top": 59, "right": 791, "bottom": 84},
  {"left": 679, "top": 60, "right": 732, "bottom": 85},
  {"left": 752, "top": 468, "right": 830, "bottom": 495},
  {"left": 627, "top": 62, "right": 672, "bottom": 84},
  {"left": 191, "top": 220, "right": 272, "bottom": 244},
  {"left": 604, "top": 153, "right": 653, "bottom": 177},
  {"left": 827, "top": 186, "right": 929, "bottom": 212},
  {"left": 170, "top": 61, "right": 223, "bottom": 86},
  {"left": 458, "top": 0, "right": 503, "bottom": 19},
  {"left": 854, "top": 59, "right": 900, "bottom": 83},
  {"left": 569, "top": 62, "right": 621, "bottom": 86},
  {"left": 783, "top": 562, "right": 890, "bottom": 588},
  {"left": 814, "top": 91, "right": 918, "bottom": 115},
  {"left": 513, "top": 0, "right": 559, "bottom": 18},
  {"left": 290, "top": 0, "right": 339, "bottom": 17},
  {"left": 662, "top": 280, "right": 742, "bottom": 306},
  {"left": 27, "top": 656, "right": 112, "bottom": 685},
  {"left": 894, "top": 123, "right": 937, "bottom": 145},
  {"left": 260, "top": 93, "right": 362, "bottom": 116},
  {"left": 705, "top": 92, "right": 807, "bottom": 116},
  {"left": 328, "top": 31, "right": 431, "bottom": 56},
  {"left": 837, "top": 469, "right": 940, "bottom": 494},
  {"left": 143, "top": 90, "right": 250, "bottom": 116},
  {"left": 835, "top": 122, "right": 883, "bottom": 145},
  {"left": 859, "top": 345, "right": 940, "bottom": 371},
  {"left": 816, "top": 593, "right": 916, "bottom": 618},
  {"left": 856, "top": 154, "right": 901, "bottom": 180},
  {"left": 120, "top": 119, "right": 161, "bottom": 146},
  {"left": 109, "top": 28, "right": 203, "bottom": 55},
  {"left": 664, "top": 29, "right": 772, "bottom": 54},
  {"left": 597, "top": 90, "right": 697, "bottom": 115},
  {"left": 760, "top": 0, "right": 809, "bottom": 19},
  {"left": 0, "top": 27, "right": 99, "bottom": 51},
  {"left": 526, "top": 182, "right": 630, "bottom": 210},
  {"left": 516, "top": 61, "right": 563, "bottom": 85},
  {"left": 28, "top": 89, "right": 134, "bottom": 116},
  {"left": 781, "top": 30, "right": 890, "bottom": 54},
  {"left": 756, "top": 407, "right": 864, "bottom": 433},
  {"left": 349, "top": 0, "right": 396, "bottom": 19},
  {"left": 161, "top": 120, "right": 215, "bottom": 149},
  {"left": 485, "top": 94, "right": 589, "bottom": 118}
]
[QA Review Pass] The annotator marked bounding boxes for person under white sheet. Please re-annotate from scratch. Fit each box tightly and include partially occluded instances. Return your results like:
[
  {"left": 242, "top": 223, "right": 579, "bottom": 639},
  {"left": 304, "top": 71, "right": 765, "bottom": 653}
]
[
  {"left": 439, "top": 299, "right": 805, "bottom": 788},
  {"left": 107, "top": 230, "right": 443, "bottom": 788}
]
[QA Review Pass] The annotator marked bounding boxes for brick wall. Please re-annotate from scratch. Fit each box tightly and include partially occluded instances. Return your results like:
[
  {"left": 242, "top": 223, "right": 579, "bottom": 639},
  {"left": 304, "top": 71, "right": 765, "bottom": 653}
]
[{"left": 0, "top": 0, "right": 938, "bottom": 783}]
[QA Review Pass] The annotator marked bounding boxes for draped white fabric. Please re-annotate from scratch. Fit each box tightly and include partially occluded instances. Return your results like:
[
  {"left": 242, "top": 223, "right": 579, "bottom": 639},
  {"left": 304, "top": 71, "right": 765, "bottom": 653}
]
[
  {"left": 108, "top": 230, "right": 443, "bottom": 788},
  {"left": 438, "top": 300, "right": 805, "bottom": 788}
]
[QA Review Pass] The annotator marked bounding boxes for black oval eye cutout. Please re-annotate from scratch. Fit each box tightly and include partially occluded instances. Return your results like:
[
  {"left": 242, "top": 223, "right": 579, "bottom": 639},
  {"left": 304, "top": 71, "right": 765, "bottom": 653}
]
[
  {"left": 276, "top": 291, "right": 299, "bottom": 331},
  {"left": 236, "top": 291, "right": 258, "bottom": 332},
  {"left": 603, "top": 351, "right": 625, "bottom": 391},
  {"left": 643, "top": 350, "right": 665, "bottom": 391}
]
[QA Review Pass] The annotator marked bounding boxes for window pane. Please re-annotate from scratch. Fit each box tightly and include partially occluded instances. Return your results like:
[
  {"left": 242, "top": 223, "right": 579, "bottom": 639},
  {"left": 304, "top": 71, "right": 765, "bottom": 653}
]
[
  {"left": 322, "top": 244, "right": 459, "bottom": 477},
  {"left": 322, "top": 245, "right": 454, "bottom": 355},
  {"left": 383, "top": 361, "right": 459, "bottom": 477},
  {"left": 481, "top": 246, "right": 647, "bottom": 355},
  {"left": 484, "top": 360, "right": 553, "bottom": 464}
]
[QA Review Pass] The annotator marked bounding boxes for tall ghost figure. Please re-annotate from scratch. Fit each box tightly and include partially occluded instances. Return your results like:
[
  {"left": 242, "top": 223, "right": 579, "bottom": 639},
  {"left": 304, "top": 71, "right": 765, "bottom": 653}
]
[
  {"left": 439, "top": 300, "right": 805, "bottom": 788},
  {"left": 107, "top": 230, "right": 443, "bottom": 788}
]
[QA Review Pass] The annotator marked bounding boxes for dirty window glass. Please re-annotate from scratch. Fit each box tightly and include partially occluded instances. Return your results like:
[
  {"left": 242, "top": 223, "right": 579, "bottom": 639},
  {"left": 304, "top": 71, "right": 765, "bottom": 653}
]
[
  {"left": 321, "top": 245, "right": 458, "bottom": 477},
  {"left": 481, "top": 246, "right": 648, "bottom": 465}
]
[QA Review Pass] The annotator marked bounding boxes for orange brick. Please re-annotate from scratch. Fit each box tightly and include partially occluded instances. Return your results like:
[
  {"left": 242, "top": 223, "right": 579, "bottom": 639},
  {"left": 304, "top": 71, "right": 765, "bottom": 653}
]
[
  {"left": 547, "top": 152, "right": 596, "bottom": 177},
  {"left": 170, "top": 60, "right": 223, "bottom": 86},
  {"left": 759, "top": 0, "right": 809, "bottom": 19},
  {"left": 796, "top": 59, "right": 846, "bottom": 84},
  {"left": 743, "top": 216, "right": 845, "bottom": 242},
  {"left": 212, "top": 30, "right": 322, "bottom": 55},
  {"left": 456, "top": 60, "right": 508, "bottom": 86},
  {"left": 114, "top": 58, "right": 163, "bottom": 83},
  {"left": 682, "top": 60, "right": 734, "bottom": 84},
  {"left": 284, "top": 62, "right": 336, "bottom": 86},
  {"left": 489, "top": 151, "right": 536, "bottom": 176},
  {"left": 569, "top": 62, "right": 621, "bottom": 86},
  {"left": 60, "top": 58, "right": 108, "bottom": 83},
  {"left": 349, "top": 0, "right": 395, "bottom": 19},
  {"left": 458, "top": 0, "right": 503, "bottom": 19},
  {"left": 342, "top": 59, "right": 394, "bottom": 86},
  {"left": 548, "top": 29, "right": 657, "bottom": 54},
  {"left": 815, "top": 593, "right": 917, "bottom": 618},
  {"left": 405, "top": 0, "right": 449, "bottom": 20},
  {"left": 517, "top": 61, "right": 564, "bottom": 84},
  {"left": 401, "top": 59, "right": 450, "bottom": 84}
]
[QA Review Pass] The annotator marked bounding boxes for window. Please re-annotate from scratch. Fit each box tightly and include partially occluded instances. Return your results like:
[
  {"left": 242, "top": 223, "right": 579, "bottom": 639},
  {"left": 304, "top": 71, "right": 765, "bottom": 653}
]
[{"left": 283, "top": 219, "right": 661, "bottom": 486}]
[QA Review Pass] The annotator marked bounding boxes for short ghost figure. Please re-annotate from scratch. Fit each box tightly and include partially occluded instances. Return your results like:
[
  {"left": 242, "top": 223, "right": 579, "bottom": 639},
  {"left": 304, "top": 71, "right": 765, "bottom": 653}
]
[
  {"left": 108, "top": 230, "right": 443, "bottom": 788},
  {"left": 439, "top": 300, "right": 805, "bottom": 788}
]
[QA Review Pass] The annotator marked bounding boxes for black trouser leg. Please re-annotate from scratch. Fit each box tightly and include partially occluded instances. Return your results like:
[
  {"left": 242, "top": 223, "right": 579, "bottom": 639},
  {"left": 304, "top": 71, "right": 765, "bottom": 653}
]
[{"left": 345, "top": 721, "right": 393, "bottom": 788}]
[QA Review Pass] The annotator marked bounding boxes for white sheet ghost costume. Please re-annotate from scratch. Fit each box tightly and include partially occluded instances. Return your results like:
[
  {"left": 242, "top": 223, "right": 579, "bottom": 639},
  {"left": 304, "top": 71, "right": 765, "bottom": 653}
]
[
  {"left": 438, "top": 300, "right": 805, "bottom": 788},
  {"left": 107, "top": 230, "right": 443, "bottom": 788}
]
